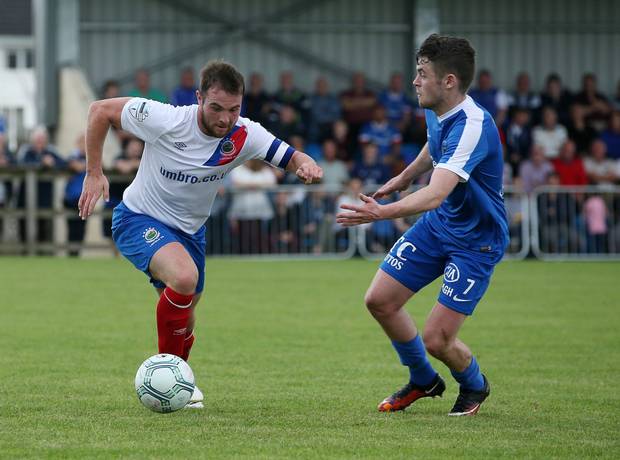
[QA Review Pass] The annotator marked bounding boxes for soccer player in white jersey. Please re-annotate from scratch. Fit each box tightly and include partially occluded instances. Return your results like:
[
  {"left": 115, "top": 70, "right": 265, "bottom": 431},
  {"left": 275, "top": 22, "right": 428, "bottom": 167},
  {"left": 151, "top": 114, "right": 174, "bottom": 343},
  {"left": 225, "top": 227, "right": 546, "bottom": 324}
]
[
  {"left": 79, "top": 61, "right": 322, "bottom": 409},
  {"left": 337, "top": 35, "right": 508, "bottom": 416}
]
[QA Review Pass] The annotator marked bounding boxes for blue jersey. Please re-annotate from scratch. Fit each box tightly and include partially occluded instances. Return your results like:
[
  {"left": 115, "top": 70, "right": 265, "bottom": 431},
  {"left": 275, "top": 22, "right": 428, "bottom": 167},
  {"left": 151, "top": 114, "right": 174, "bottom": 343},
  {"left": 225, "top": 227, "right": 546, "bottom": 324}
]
[{"left": 423, "top": 95, "right": 508, "bottom": 253}]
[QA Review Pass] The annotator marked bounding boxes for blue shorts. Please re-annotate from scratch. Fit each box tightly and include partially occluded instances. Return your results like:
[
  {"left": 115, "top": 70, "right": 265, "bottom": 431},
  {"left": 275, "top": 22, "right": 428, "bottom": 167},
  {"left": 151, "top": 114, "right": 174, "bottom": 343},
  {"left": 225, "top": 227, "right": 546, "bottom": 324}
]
[
  {"left": 111, "top": 202, "right": 206, "bottom": 293},
  {"left": 379, "top": 218, "right": 503, "bottom": 315}
]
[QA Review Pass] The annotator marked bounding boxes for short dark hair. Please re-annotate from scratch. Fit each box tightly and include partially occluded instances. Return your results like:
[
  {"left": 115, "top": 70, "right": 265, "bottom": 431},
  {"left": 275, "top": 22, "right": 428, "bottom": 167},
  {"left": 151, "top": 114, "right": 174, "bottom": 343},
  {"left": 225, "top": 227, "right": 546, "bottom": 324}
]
[
  {"left": 416, "top": 34, "right": 475, "bottom": 93},
  {"left": 199, "top": 60, "right": 245, "bottom": 96}
]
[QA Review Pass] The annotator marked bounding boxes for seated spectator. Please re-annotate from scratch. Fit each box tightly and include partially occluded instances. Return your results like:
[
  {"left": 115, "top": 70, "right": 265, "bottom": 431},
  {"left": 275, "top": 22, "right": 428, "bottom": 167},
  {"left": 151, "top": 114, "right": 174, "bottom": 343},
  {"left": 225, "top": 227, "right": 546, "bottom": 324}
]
[
  {"left": 308, "top": 77, "right": 341, "bottom": 142},
  {"left": 600, "top": 110, "right": 620, "bottom": 160},
  {"left": 540, "top": 73, "right": 572, "bottom": 126},
  {"left": 518, "top": 144, "right": 554, "bottom": 194},
  {"left": 101, "top": 79, "right": 121, "bottom": 99},
  {"left": 508, "top": 72, "right": 541, "bottom": 120},
  {"left": 468, "top": 69, "right": 509, "bottom": 126},
  {"left": 340, "top": 72, "right": 377, "bottom": 149},
  {"left": 269, "top": 191, "right": 300, "bottom": 253},
  {"left": 378, "top": 72, "right": 414, "bottom": 131},
  {"left": 228, "top": 159, "right": 276, "bottom": 254},
  {"left": 567, "top": 104, "right": 598, "bottom": 154},
  {"left": 504, "top": 107, "right": 532, "bottom": 172},
  {"left": 0, "top": 132, "right": 15, "bottom": 207},
  {"left": 268, "top": 105, "right": 305, "bottom": 144},
  {"left": 351, "top": 143, "right": 391, "bottom": 187},
  {"left": 318, "top": 139, "right": 349, "bottom": 187},
  {"left": 170, "top": 66, "right": 197, "bottom": 107},
  {"left": 574, "top": 73, "right": 611, "bottom": 131},
  {"left": 273, "top": 71, "right": 309, "bottom": 119},
  {"left": 103, "top": 137, "right": 144, "bottom": 240},
  {"left": 532, "top": 106, "right": 568, "bottom": 159},
  {"left": 584, "top": 139, "right": 617, "bottom": 186},
  {"left": 128, "top": 68, "right": 167, "bottom": 103},
  {"left": 331, "top": 119, "right": 353, "bottom": 163},
  {"left": 551, "top": 140, "right": 587, "bottom": 186},
  {"left": 241, "top": 72, "right": 271, "bottom": 124},
  {"left": 359, "top": 104, "right": 402, "bottom": 164},
  {"left": 17, "top": 126, "right": 66, "bottom": 246},
  {"left": 63, "top": 134, "right": 87, "bottom": 256}
]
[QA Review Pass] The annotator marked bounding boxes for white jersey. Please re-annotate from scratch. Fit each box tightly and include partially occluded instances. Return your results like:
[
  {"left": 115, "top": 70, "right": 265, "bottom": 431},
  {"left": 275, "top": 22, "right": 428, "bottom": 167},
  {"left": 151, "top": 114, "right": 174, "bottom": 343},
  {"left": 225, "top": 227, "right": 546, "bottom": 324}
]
[{"left": 120, "top": 98, "right": 294, "bottom": 234}]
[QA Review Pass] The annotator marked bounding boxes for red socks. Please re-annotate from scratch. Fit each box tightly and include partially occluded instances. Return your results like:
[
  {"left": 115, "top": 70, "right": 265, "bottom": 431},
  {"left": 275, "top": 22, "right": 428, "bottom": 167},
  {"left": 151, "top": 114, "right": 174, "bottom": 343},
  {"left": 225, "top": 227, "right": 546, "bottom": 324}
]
[
  {"left": 156, "top": 287, "right": 193, "bottom": 357},
  {"left": 181, "top": 333, "right": 195, "bottom": 362}
]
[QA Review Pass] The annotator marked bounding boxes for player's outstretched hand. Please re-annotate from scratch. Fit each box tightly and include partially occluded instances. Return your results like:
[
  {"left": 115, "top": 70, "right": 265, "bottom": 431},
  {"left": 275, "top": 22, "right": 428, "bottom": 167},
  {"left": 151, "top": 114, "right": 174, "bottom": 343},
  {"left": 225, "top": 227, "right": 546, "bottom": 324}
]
[
  {"left": 78, "top": 173, "right": 110, "bottom": 220},
  {"left": 373, "top": 174, "right": 411, "bottom": 199},
  {"left": 296, "top": 162, "right": 323, "bottom": 184},
  {"left": 336, "top": 194, "right": 384, "bottom": 227}
]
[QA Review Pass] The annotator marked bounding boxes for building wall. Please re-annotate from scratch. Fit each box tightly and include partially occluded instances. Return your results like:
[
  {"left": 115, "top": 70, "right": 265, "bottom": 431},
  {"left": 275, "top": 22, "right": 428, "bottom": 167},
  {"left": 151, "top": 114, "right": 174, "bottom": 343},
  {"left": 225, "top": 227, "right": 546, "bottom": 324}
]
[{"left": 439, "top": 0, "right": 619, "bottom": 94}]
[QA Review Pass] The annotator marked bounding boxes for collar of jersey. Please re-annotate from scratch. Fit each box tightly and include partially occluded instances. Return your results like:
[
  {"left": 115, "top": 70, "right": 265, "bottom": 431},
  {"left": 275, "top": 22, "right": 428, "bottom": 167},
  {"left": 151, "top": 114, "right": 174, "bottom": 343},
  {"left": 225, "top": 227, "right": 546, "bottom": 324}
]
[{"left": 437, "top": 95, "right": 472, "bottom": 123}]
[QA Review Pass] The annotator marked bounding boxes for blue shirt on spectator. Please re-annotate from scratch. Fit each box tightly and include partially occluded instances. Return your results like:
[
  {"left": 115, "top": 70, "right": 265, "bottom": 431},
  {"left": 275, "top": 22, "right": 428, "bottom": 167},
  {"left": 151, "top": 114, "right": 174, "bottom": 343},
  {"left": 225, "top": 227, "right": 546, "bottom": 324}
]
[
  {"left": 378, "top": 90, "right": 413, "bottom": 126},
  {"left": 171, "top": 86, "right": 198, "bottom": 107},
  {"left": 359, "top": 121, "right": 402, "bottom": 157}
]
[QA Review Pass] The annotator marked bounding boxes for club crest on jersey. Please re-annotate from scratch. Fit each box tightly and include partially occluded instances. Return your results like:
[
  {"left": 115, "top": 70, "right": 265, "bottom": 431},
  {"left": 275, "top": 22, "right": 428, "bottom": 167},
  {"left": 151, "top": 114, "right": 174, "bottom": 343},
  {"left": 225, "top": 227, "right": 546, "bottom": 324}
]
[
  {"left": 203, "top": 125, "right": 248, "bottom": 167},
  {"left": 128, "top": 100, "right": 149, "bottom": 122}
]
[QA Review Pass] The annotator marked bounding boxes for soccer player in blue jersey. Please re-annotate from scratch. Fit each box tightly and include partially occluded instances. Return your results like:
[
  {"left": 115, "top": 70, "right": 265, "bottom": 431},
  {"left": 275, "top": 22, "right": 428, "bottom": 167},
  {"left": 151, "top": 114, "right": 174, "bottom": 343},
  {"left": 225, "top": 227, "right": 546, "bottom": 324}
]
[{"left": 337, "top": 34, "right": 508, "bottom": 416}]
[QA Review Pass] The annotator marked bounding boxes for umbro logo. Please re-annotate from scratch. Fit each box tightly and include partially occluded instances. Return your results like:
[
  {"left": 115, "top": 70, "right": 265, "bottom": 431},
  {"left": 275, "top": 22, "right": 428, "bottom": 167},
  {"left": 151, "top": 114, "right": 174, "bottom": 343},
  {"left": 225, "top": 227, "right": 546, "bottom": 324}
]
[{"left": 174, "top": 141, "right": 188, "bottom": 151}]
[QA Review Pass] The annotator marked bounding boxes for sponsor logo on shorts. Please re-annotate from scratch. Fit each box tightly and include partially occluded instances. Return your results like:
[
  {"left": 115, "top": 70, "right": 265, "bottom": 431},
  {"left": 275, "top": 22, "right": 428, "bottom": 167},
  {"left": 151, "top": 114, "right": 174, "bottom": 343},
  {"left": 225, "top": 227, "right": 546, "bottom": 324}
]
[
  {"left": 142, "top": 227, "right": 164, "bottom": 246},
  {"left": 443, "top": 263, "right": 460, "bottom": 283}
]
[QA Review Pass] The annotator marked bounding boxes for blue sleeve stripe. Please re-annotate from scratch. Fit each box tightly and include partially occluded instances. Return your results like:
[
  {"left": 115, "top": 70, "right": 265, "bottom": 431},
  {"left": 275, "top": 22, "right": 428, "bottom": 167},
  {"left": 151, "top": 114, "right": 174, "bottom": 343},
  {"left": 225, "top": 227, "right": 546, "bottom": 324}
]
[
  {"left": 278, "top": 146, "right": 295, "bottom": 168},
  {"left": 265, "top": 138, "right": 282, "bottom": 162}
]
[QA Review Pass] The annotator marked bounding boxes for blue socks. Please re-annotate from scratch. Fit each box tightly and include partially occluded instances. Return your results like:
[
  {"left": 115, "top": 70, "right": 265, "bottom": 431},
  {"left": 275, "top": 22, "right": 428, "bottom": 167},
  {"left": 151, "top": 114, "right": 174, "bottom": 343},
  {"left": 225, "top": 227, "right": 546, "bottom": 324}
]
[
  {"left": 391, "top": 335, "right": 437, "bottom": 387},
  {"left": 451, "top": 356, "right": 485, "bottom": 391}
]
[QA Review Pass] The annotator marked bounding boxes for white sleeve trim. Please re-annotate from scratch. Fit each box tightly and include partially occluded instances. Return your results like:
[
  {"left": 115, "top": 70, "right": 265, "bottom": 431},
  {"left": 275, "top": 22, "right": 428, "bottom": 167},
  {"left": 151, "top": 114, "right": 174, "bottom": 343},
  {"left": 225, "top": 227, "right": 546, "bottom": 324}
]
[{"left": 436, "top": 163, "right": 469, "bottom": 182}]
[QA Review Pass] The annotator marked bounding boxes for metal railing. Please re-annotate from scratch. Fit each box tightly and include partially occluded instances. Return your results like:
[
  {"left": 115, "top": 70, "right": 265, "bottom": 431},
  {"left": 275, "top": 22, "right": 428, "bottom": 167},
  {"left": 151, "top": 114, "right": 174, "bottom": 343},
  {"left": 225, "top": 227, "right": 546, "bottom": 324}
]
[{"left": 1, "top": 168, "right": 619, "bottom": 261}]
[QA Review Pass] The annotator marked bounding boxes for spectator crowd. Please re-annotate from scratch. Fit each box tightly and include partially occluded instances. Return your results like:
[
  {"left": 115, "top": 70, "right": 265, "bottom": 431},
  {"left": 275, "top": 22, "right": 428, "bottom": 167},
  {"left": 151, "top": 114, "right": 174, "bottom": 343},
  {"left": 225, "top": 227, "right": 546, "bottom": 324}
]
[{"left": 1, "top": 65, "right": 620, "bottom": 256}]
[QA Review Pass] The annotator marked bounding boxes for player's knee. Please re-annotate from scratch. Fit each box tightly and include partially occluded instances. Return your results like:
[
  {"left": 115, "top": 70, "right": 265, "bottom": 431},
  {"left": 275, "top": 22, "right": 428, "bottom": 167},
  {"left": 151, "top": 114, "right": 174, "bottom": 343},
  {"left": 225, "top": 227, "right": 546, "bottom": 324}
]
[
  {"left": 365, "top": 291, "right": 398, "bottom": 318},
  {"left": 423, "top": 331, "right": 449, "bottom": 358},
  {"left": 169, "top": 267, "right": 198, "bottom": 295}
]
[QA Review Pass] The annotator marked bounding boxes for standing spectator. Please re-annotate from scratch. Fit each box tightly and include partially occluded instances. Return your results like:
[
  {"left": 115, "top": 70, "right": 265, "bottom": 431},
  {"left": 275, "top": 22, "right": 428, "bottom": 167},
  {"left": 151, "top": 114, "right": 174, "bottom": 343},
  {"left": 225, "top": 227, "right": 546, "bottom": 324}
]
[
  {"left": 317, "top": 139, "right": 349, "bottom": 187},
  {"left": 359, "top": 105, "right": 402, "bottom": 167},
  {"left": 0, "top": 132, "right": 15, "bottom": 207},
  {"left": 508, "top": 72, "right": 541, "bottom": 120},
  {"left": 518, "top": 144, "right": 554, "bottom": 194},
  {"left": 351, "top": 143, "right": 391, "bottom": 187},
  {"left": 567, "top": 104, "right": 598, "bottom": 154},
  {"left": 17, "top": 126, "right": 66, "bottom": 246},
  {"left": 228, "top": 159, "right": 276, "bottom": 254},
  {"left": 101, "top": 80, "right": 121, "bottom": 99},
  {"left": 128, "top": 68, "right": 167, "bottom": 103},
  {"left": 600, "top": 110, "right": 620, "bottom": 160},
  {"left": 551, "top": 140, "right": 588, "bottom": 186},
  {"left": 584, "top": 139, "right": 618, "bottom": 186},
  {"left": 504, "top": 107, "right": 532, "bottom": 172},
  {"left": 574, "top": 73, "right": 611, "bottom": 131},
  {"left": 241, "top": 72, "right": 271, "bottom": 124},
  {"left": 63, "top": 134, "right": 87, "bottom": 256},
  {"left": 171, "top": 67, "right": 198, "bottom": 107},
  {"left": 340, "top": 72, "right": 377, "bottom": 153},
  {"left": 308, "top": 77, "right": 341, "bottom": 142},
  {"left": 269, "top": 191, "right": 300, "bottom": 253},
  {"left": 613, "top": 79, "right": 620, "bottom": 111},
  {"left": 538, "top": 171, "right": 580, "bottom": 253},
  {"left": 540, "top": 73, "right": 573, "bottom": 126},
  {"left": 468, "top": 69, "right": 509, "bottom": 126},
  {"left": 583, "top": 194, "right": 608, "bottom": 253},
  {"left": 378, "top": 72, "right": 414, "bottom": 131},
  {"left": 532, "top": 106, "right": 568, "bottom": 159}
]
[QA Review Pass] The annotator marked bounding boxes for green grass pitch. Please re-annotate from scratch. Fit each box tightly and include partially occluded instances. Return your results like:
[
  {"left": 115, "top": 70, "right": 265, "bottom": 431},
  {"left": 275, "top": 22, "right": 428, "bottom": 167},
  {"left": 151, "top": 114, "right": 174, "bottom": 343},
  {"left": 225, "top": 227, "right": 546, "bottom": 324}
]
[{"left": 0, "top": 258, "right": 619, "bottom": 459}]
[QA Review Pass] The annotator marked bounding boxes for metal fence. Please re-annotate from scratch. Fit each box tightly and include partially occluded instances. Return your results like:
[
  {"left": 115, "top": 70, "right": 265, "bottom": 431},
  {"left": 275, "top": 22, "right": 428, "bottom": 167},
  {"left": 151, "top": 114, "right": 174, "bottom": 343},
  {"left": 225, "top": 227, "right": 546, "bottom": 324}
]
[{"left": 1, "top": 169, "right": 619, "bottom": 261}]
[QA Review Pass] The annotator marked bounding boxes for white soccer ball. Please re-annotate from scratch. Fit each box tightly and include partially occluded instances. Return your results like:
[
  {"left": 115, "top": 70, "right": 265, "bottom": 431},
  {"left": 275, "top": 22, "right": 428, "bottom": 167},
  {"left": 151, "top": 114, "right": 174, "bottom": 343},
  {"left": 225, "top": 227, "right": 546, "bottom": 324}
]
[{"left": 134, "top": 354, "right": 195, "bottom": 413}]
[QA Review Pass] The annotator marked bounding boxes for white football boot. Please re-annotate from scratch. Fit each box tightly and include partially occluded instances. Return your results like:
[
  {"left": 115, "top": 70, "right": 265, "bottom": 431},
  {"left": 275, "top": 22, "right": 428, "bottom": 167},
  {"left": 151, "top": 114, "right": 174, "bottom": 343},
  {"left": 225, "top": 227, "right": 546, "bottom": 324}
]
[{"left": 185, "top": 385, "right": 204, "bottom": 409}]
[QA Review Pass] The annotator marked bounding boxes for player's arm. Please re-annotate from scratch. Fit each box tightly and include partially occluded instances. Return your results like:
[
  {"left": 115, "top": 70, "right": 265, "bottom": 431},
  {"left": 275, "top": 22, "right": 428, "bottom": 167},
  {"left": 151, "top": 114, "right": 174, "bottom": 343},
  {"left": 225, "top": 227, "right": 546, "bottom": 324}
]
[
  {"left": 285, "top": 150, "right": 323, "bottom": 184},
  {"left": 78, "top": 97, "right": 132, "bottom": 219},
  {"left": 373, "top": 143, "right": 433, "bottom": 199},
  {"left": 336, "top": 168, "right": 459, "bottom": 226}
]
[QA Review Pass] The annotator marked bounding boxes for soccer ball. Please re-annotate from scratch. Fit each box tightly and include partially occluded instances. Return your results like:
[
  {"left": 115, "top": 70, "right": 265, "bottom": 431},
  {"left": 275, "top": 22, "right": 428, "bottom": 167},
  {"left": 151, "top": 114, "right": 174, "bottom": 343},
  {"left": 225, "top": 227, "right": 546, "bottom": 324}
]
[{"left": 134, "top": 354, "right": 195, "bottom": 413}]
